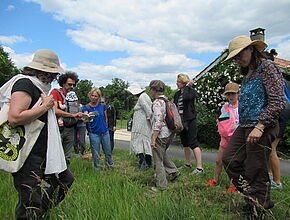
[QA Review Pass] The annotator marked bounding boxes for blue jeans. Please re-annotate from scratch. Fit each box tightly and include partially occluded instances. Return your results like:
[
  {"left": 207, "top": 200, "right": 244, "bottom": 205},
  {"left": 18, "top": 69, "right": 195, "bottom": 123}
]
[{"left": 89, "top": 131, "right": 113, "bottom": 169}]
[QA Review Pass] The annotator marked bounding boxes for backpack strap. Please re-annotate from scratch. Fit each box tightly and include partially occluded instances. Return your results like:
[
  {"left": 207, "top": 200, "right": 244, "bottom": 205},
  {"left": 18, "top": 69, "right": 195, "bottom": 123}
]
[
  {"left": 53, "top": 88, "right": 68, "bottom": 111},
  {"left": 156, "top": 96, "right": 168, "bottom": 102}
]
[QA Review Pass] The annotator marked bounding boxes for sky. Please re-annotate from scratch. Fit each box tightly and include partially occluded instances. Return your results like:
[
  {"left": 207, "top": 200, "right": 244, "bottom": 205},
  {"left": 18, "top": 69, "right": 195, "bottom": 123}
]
[{"left": 1, "top": 0, "right": 290, "bottom": 89}]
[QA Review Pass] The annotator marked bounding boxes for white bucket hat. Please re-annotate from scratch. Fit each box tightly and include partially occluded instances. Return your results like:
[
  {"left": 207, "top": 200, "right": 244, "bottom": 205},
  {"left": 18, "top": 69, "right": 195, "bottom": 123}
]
[
  {"left": 126, "top": 84, "right": 145, "bottom": 95},
  {"left": 26, "top": 49, "right": 64, "bottom": 73},
  {"left": 224, "top": 35, "right": 267, "bottom": 62}
]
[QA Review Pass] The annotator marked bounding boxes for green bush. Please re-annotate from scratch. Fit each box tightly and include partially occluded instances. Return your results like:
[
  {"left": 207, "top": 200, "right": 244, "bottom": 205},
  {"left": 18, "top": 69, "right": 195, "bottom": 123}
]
[{"left": 196, "top": 102, "right": 220, "bottom": 148}]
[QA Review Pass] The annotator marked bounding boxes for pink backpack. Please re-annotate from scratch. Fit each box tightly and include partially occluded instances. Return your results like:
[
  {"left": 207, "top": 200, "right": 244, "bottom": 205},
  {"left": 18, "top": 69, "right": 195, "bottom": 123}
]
[{"left": 217, "top": 103, "right": 238, "bottom": 137}]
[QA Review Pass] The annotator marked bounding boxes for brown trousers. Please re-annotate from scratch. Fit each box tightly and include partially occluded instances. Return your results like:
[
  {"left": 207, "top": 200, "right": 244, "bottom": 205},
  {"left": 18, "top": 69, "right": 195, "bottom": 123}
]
[
  {"left": 153, "top": 134, "right": 178, "bottom": 190},
  {"left": 222, "top": 125, "right": 278, "bottom": 208}
]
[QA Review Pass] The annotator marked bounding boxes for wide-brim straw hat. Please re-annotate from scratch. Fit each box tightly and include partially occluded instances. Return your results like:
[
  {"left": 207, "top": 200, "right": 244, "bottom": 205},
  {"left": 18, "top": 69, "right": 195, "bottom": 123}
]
[
  {"left": 126, "top": 84, "right": 145, "bottom": 95},
  {"left": 26, "top": 49, "right": 64, "bottom": 73},
  {"left": 224, "top": 36, "right": 267, "bottom": 62}
]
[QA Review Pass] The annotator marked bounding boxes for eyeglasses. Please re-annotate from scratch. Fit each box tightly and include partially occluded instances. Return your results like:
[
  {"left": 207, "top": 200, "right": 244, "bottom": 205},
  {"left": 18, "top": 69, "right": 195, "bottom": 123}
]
[
  {"left": 67, "top": 83, "right": 76, "bottom": 87},
  {"left": 101, "top": 101, "right": 105, "bottom": 103}
]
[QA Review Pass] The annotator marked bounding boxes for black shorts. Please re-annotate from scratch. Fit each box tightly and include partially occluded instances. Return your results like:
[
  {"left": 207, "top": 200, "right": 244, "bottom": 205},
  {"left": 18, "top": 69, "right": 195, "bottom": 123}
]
[
  {"left": 179, "top": 118, "right": 199, "bottom": 149},
  {"left": 278, "top": 103, "right": 290, "bottom": 138}
]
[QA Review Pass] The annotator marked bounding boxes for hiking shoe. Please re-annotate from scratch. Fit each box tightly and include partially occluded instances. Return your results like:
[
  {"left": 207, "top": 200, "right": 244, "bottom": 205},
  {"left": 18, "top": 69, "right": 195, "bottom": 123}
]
[
  {"left": 150, "top": 187, "right": 166, "bottom": 192},
  {"left": 271, "top": 180, "right": 283, "bottom": 190},
  {"left": 178, "top": 164, "right": 192, "bottom": 170},
  {"left": 204, "top": 179, "right": 217, "bottom": 186},
  {"left": 227, "top": 185, "right": 238, "bottom": 193},
  {"left": 190, "top": 168, "right": 204, "bottom": 175}
]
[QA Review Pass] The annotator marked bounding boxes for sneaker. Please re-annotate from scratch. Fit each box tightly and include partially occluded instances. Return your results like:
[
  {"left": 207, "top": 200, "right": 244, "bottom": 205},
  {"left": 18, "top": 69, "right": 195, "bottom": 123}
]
[
  {"left": 178, "top": 164, "right": 192, "bottom": 170},
  {"left": 271, "top": 180, "right": 283, "bottom": 190},
  {"left": 150, "top": 187, "right": 160, "bottom": 192},
  {"left": 150, "top": 186, "right": 165, "bottom": 192},
  {"left": 190, "top": 168, "right": 204, "bottom": 175},
  {"left": 204, "top": 179, "right": 217, "bottom": 186},
  {"left": 227, "top": 185, "right": 238, "bottom": 193}
]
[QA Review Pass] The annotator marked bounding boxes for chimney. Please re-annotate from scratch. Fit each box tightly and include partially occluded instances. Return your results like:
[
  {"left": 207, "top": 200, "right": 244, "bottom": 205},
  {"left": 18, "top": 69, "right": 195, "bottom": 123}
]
[{"left": 250, "top": 28, "right": 265, "bottom": 41}]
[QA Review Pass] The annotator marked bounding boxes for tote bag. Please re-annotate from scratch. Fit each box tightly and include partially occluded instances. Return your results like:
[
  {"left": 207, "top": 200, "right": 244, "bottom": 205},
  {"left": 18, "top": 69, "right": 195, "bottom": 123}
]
[{"left": 0, "top": 100, "right": 45, "bottom": 173}]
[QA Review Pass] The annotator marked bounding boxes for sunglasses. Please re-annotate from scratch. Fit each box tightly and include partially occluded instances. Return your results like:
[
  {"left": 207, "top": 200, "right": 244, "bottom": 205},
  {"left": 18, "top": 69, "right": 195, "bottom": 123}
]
[{"left": 67, "top": 83, "right": 76, "bottom": 87}]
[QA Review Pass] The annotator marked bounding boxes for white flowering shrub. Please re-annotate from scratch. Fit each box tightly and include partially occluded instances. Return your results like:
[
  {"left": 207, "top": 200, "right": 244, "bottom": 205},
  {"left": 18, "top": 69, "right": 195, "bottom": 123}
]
[{"left": 195, "top": 59, "right": 241, "bottom": 148}]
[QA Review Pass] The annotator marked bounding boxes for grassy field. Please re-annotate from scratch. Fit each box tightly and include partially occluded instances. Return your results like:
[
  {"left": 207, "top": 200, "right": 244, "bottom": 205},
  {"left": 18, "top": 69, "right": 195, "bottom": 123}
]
[{"left": 0, "top": 148, "right": 289, "bottom": 220}]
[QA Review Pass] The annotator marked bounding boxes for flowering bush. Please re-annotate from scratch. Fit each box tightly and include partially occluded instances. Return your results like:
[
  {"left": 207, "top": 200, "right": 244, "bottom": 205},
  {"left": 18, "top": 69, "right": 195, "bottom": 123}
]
[{"left": 194, "top": 58, "right": 241, "bottom": 148}]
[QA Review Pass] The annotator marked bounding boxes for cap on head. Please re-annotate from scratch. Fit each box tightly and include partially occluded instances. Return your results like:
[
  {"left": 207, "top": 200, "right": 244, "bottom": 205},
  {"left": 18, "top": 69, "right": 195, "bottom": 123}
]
[
  {"left": 224, "top": 35, "right": 267, "bottom": 62},
  {"left": 26, "top": 49, "right": 64, "bottom": 73},
  {"left": 149, "top": 80, "right": 165, "bottom": 92},
  {"left": 223, "top": 82, "right": 239, "bottom": 95}
]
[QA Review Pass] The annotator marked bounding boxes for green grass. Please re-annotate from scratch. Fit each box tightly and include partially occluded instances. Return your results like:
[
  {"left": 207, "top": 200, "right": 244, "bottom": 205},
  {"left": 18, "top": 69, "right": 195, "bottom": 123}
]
[
  {"left": 1, "top": 148, "right": 289, "bottom": 219},
  {"left": 116, "top": 119, "right": 128, "bottom": 129}
]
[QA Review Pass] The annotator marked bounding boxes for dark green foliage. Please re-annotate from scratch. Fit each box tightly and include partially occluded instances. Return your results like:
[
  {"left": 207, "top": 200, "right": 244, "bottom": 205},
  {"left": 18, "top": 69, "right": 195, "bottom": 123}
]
[
  {"left": 100, "top": 78, "right": 132, "bottom": 119},
  {"left": 74, "top": 79, "right": 93, "bottom": 104},
  {"left": 0, "top": 46, "right": 20, "bottom": 87}
]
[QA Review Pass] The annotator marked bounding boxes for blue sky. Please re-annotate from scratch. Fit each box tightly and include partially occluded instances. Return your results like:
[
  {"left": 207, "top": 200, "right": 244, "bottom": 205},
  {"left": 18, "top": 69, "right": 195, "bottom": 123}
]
[{"left": 1, "top": 0, "right": 290, "bottom": 88}]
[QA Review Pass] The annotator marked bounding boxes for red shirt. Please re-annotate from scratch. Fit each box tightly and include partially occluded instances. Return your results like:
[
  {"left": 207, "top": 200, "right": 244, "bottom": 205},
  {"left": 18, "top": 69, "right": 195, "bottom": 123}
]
[
  {"left": 50, "top": 88, "right": 67, "bottom": 105},
  {"left": 50, "top": 88, "right": 67, "bottom": 125}
]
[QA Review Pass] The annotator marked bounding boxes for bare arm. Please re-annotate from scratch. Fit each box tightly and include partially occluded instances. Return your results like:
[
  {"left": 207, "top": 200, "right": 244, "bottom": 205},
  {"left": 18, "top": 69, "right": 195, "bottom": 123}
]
[{"left": 8, "top": 91, "right": 54, "bottom": 126}]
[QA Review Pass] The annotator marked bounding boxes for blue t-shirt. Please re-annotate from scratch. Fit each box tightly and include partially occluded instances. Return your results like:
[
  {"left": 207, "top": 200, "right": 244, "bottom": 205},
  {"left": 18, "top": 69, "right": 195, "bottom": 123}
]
[{"left": 83, "top": 103, "right": 108, "bottom": 134}]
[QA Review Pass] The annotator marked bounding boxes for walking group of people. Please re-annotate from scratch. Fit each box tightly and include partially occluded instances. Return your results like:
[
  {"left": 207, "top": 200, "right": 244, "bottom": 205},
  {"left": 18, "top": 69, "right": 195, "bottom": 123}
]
[
  {"left": 0, "top": 34, "right": 288, "bottom": 219},
  {"left": 127, "top": 35, "right": 289, "bottom": 219}
]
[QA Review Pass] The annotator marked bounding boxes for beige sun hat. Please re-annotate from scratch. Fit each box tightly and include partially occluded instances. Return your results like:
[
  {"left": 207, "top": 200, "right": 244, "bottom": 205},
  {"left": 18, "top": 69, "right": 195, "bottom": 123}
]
[
  {"left": 126, "top": 84, "right": 145, "bottom": 95},
  {"left": 224, "top": 35, "right": 267, "bottom": 62},
  {"left": 223, "top": 82, "right": 239, "bottom": 95},
  {"left": 26, "top": 49, "right": 64, "bottom": 73}
]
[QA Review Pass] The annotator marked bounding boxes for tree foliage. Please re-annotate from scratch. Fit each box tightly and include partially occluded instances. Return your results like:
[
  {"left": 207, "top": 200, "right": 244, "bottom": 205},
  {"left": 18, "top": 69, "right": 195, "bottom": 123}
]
[
  {"left": 100, "top": 78, "right": 132, "bottom": 119},
  {"left": 0, "top": 46, "right": 20, "bottom": 87},
  {"left": 74, "top": 79, "right": 94, "bottom": 104}
]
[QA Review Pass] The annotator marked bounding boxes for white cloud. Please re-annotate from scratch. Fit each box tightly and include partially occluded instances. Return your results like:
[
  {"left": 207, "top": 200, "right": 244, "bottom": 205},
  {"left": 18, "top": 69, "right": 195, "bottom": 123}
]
[
  {"left": 14, "top": 0, "right": 290, "bottom": 87},
  {"left": 0, "top": 35, "right": 27, "bottom": 45},
  {"left": 6, "top": 5, "right": 15, "bottom": 11},
  {"left": 2, "top": 46, "right": 33, "bottom": 68},
  {"left": 275, "top": 38, "right": 290, "bottom": 60},
  {"left": 24, "top": 0, "right": 290, "bottom": 55}
]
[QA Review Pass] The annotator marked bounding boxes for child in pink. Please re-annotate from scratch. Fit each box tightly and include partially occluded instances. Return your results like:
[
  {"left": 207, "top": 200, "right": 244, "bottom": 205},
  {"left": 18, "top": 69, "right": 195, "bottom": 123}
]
[{"left": 205, "top": 82, "right": 239, "bottom": 192}]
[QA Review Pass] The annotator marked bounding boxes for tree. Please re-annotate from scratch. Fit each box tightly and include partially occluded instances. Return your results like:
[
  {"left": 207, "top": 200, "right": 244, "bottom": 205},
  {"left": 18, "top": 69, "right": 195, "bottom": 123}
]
[
  {"left": 0, "top": 46, "right": 20, "bottom": 87},
  {"left": 74, "top": 79, "right": 93, "bottom": 104},
  {"left": 164, "top": 85, "right": 177, "bottom": 101},
  {"left": 100, "top": 78, "right": 131, "bottom": 119}
]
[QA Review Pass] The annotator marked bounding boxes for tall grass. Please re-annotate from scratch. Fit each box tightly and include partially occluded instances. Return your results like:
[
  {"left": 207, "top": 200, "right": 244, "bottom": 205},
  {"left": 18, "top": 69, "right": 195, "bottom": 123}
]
[{"left": 1, "top": 149, "right": 289, "bottom": 219}]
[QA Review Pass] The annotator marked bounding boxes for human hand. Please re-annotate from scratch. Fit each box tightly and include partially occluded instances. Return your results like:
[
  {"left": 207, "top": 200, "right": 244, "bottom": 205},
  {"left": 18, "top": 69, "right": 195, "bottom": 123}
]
[
  {"left": 41, "top": 94, "right": 54, "bottom": 110},
  {"left": 186, "top": 79, "right": 194, "bottom": 87},
  {"left": 151, "top": 140, "right": 157, "bottom": 149},
  {"left": 113, "top": 126, "right": 116, "bottom": 131},
  {"left": 247, "top": 128, "right": 263, "bottom": 144},
  {"left": 74, "top": 112, "right": 83, "bottom": 118}
]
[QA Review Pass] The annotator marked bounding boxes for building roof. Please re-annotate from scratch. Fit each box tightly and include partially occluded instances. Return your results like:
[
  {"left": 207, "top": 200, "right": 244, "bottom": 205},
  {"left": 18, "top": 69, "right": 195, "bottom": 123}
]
[{"left": 274, "top": 57, "right": 290, "bottom": 69}]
